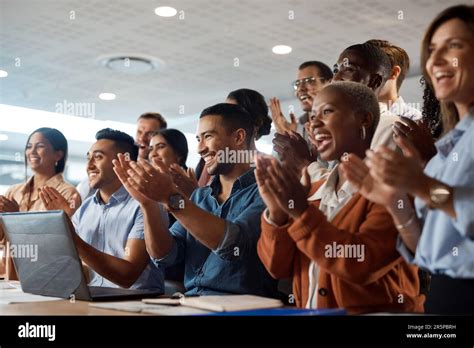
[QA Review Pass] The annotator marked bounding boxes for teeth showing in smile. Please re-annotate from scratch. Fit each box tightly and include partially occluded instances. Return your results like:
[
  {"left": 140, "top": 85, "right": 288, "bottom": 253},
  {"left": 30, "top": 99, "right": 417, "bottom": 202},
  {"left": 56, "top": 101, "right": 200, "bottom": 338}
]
[
  {"left": 88, "top": 172, "right": 98, "bottom": 178},
  {"left": 434, "top": 71, "right": 454, "bottom": 81},
  {"left": 299, "top": 95, "right": 310, "bottom": 101},
  {"left": 314, "top": 133, "right": 331, "bottom": 141},
  {"left": 203, "top": 154, "right": 215, "bottom": 163}
]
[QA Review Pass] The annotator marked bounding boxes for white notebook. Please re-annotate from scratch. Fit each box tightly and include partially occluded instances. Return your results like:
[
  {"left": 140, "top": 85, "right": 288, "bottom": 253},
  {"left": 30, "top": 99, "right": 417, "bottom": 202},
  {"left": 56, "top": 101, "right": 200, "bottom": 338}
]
[{"left": 145, "top": 294, "right": 283, "bottom": 312}]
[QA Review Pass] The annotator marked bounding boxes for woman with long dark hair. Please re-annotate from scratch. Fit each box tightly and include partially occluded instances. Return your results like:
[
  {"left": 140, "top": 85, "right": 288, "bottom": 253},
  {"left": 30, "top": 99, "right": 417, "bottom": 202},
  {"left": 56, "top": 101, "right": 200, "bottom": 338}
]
[{"left": 0, "top": 127, "right": 80, "bottom": 279}]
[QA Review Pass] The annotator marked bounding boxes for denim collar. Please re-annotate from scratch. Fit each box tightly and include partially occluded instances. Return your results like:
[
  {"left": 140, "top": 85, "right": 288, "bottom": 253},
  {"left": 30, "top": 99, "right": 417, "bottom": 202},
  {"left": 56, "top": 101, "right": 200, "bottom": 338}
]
[
  {"left": 208, "top": 168, "right": 256, "bottom": 196},
  {"left": 435, "top": 110, "right": 474, "bottom": 158}
]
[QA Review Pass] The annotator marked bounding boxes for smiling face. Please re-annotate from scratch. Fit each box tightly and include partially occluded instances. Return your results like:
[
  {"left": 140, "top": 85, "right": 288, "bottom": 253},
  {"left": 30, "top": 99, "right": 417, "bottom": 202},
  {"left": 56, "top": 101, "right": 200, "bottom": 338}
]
[
  {"left": 333, "top": 50, "right": 384, "bottom": 96},
  {"left": 309, "top": 89, "right": 368, "bottom": 162},
  {"left": 333, "top": 50, "right": 372, "bottom": 84},
  {"left": 196, "top": 115, "right": 240, "bottom": 176},
  {"left": 295, "top": 66, "right": 328, "bottom": 112},
  {"left": 25, "top": 132, "right": 63, "bottom": 174},
  {"left": 148, "top": 134, "right": 179, "bottom": 168},
  {"left": 135, "top": 118, "right": 163, "bottom": 159},
  {"left": 426, "top": 18, "right": 474, "bottom": 107},
  {"left": 86, "top": 139, "right": 121, "bottom": 190}
]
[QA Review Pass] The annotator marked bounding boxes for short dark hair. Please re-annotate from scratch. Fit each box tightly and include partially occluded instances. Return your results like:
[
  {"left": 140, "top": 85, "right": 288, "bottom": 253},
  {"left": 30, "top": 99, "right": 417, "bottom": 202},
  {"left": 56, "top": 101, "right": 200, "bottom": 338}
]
[
  {"left": 95, "top": 128, "right": 138, "bottom": 161},
  {"left": 137, "top": 112, "right": 167, "bottom": 129},
  {"left": 200, "top": 103, "right": 254, "bottom": 147},
  {"left": 152, "top": 128, "right": 189, "bottom": 169},
  {"left": 25, "top": 127, "right": 68, "bottom": 174},
  {"left": 298, "top": 61, "right": 333, "bottom": 81},
  {"left": 227, "top": 88, "right": 271, "bottom": 140},
  {"left": 365, "top": 39, "right": 410, "bottom": 91},
  {"left": 343, "top": 43, "right": 392, "bottom": 80},
  {"left": 323, "top": 81, "right": 380, "bottom": 140}
]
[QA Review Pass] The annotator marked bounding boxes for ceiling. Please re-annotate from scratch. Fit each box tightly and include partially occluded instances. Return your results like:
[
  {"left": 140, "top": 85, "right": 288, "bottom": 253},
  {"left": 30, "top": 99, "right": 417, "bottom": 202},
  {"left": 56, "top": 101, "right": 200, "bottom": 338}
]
[{"left": 0, "top": 0, "right": 469, "bottom": 159}]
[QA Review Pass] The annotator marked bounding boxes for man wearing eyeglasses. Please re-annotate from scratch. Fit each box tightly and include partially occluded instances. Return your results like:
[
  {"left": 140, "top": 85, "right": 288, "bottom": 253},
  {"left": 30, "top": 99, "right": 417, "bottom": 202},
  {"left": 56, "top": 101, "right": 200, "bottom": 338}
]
[
  {"left": 270, "top": 61, "right": 333, "bottom": 174},
  {"left": 270, "top": 61, "right": 333, "bottom": 135}
]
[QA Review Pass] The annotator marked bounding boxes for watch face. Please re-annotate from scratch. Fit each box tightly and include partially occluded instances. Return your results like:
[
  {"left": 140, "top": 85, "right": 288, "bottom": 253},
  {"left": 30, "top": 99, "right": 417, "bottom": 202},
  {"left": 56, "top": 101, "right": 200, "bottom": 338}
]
[
  {"left": 431, "top": 186, "right": 450, "bottom": 204},
  {"left": 169, "top": 194, "right": 185, "bottom": 210}
]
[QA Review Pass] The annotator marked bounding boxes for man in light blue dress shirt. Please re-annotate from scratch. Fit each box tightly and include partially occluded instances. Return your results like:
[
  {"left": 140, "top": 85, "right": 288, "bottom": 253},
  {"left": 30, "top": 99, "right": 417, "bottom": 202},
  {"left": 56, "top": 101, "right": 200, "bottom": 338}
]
[{"left": 71, "top": 128, "right": 167, "bottom": 290}]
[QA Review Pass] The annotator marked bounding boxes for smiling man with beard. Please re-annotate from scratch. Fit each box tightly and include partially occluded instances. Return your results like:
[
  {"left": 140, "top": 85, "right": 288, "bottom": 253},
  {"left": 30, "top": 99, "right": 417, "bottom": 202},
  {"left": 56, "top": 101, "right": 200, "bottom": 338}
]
[{"left": 114, "top": 103, "right": 279, "bottom": 297}]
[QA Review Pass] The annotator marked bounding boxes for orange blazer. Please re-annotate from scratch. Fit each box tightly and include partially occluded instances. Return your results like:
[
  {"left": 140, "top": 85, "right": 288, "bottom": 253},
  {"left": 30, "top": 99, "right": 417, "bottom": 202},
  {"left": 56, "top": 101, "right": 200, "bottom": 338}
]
[{"left": 258, "top": 181, "right": 425, "bottom": 314}]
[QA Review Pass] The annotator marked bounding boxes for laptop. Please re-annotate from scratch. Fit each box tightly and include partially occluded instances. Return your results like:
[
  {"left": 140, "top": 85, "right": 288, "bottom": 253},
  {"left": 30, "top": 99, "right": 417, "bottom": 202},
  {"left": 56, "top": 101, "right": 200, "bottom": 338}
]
[{"left": 0, "top": 210, "right": 163, "bottom": 301}]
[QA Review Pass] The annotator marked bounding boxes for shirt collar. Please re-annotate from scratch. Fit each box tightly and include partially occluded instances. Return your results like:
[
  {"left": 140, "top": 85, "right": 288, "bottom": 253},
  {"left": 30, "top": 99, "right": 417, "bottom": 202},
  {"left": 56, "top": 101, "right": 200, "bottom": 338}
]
[
  {"left": 390, "top": 96, "right": 404, "bottom": 114},
  {"left": 22, "top": 173, "right": 65, "bottom": 197},
  {"left": 308, "top": 164, "right": 356, "bottom": 202},
  {"left": 435, "top": 110, "right": 474, "bottom": 157},
  {"left": 379, "top": 102, "right": 388, "bottom": 115},
  {"left": 209, "top": 168, "right": 256, "bottom": 195},
  {"left": 381, "top": 97, "right": 408, "bottom": 116},
  {"left": 93, "top": 185, "right": 129, "bottom": 205}
]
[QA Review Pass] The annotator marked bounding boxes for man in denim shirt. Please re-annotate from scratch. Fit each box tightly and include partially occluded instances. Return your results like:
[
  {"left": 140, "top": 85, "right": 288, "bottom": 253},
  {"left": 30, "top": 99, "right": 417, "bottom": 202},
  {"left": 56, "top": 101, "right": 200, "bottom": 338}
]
[{"left": 114, "top": 103, "right": 278, "bottom": 297}]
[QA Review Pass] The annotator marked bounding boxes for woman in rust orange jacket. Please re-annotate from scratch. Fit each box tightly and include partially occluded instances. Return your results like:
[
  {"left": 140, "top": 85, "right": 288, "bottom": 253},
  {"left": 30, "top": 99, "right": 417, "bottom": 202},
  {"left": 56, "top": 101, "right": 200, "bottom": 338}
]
[{"left": 256, "top": 81, "right": 424, "bottom": 314}]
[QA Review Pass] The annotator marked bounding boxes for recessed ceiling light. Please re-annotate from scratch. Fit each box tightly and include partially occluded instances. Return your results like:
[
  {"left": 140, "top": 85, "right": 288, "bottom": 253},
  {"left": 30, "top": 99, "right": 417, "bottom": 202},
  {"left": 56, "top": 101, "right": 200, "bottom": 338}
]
[
  {"left": 154, "top": 6, "right": 177, "bottom": 17},
  {"left": 96, "top": 53, "right": 164, "bottom": 74},
  {"left": 272, "top": 45, "right": 292, "bottom": 55},
  {"left": 99, "top": 93, "right": 116, "bottom": 101},
  {"left": 0, "top": 134, "right": 8, "bottom": 141},
  {"left": 0, "top": 70, "right": 8, "bottom": 78}
]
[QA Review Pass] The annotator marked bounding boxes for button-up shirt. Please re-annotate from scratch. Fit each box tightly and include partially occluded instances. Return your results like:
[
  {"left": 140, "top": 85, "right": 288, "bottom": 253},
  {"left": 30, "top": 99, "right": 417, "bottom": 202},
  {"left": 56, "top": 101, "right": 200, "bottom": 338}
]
[
  {"left": 72, "top": 185, "right": 167, "bottom": 290},
  {"left": 389, "top": 96, "right": 422, "bottom": 121},
  {"left": 153, "top": 169, "right": 278, "bottom": 297},
  {"left": 397, "top": 111, "right": 474, "bottom": 278},
  {"left": 306, "top": 165, "right": 356, "bottom": 308},
  {"left": 5, "top": 173, "right": 80, "bottom": 211}
]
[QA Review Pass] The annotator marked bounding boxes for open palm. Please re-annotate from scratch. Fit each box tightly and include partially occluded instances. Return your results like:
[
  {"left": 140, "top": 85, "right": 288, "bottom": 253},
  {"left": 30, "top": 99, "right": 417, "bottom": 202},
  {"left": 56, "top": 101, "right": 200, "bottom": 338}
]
[{"left": 340, "top": 154, "right": 399, "bottom": 208}]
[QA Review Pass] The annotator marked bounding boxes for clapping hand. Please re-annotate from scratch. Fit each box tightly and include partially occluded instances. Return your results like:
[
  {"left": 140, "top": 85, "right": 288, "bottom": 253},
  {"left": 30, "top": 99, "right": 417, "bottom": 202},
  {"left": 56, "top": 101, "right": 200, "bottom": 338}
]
[
  {"left": 113, "top": 154, "right": 175, "bottom": 204},
  {"left": 255, "top": 154, "right": 311, "bottom": 221},
  {"left": 0, "top": 196, "right": 19, "bottom": 213},
  {"left": 269, "top": 97, "right": 297, "bottom": 134},
  {"left": 39, "top": 187, "right": 78, "bottom": 217}
]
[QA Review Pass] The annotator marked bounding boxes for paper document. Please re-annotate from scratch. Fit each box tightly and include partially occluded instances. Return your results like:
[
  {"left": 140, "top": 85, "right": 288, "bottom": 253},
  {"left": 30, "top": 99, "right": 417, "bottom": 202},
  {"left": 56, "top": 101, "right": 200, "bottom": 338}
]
[
  {"left": 90, "top": 301, "right": 211, "bottom": 315},
  {"left": 0, "top": 280, "right": 21, "bottom": 290},
  {"left": 0, "top": 289, "right": 63, "bottom": 304},
  {"left": 179, "top": 295, "right": 283, "bottom": 312},
  {"left": 142, "top": 298, "right": 181, "bottom": 306}
]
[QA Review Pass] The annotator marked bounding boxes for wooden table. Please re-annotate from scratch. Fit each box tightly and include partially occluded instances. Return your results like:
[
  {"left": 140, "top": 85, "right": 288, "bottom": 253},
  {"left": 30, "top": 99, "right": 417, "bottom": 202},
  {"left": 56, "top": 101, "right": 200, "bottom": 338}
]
[{"left": 0, "top": 300, "right": 145, "bottom": 315}]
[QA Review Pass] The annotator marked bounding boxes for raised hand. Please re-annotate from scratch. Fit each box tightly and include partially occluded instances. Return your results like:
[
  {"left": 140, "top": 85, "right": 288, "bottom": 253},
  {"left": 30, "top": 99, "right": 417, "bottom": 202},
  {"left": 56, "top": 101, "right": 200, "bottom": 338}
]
[
  {"left": 125, "top": 157, "right": 175, "bottom": 203},
  {"left": 39, "top": 186, "right": 77, "bottom": 217},
  {"left": 340, "top": 153, "right": 401, "bottom": 208},
  {"left": 392, "top": 117, "right": 437, "bottom": 165},
  {"left": 255, "top": 155, "right": 288, "bottom": 225},
  {"left": 169, "top": 164, "right": 198, "bottom": 198},
  {"left": 272, "top": 131, "right": 314, "bottom": 174},
  {"left": 366, "top": 135, "right": 426, "bottom": 195},
  {"left": 113, "top": 153, "right": 153, "bottom": 205},
  {"left": 0, "top": 196, "right": 19, "bottom": 213},
  {"left": 269, "top": 97, "right": 297, "bottom": 134},
  {"left": 263, "top": 157, "right": 311, "bottom": 219}
]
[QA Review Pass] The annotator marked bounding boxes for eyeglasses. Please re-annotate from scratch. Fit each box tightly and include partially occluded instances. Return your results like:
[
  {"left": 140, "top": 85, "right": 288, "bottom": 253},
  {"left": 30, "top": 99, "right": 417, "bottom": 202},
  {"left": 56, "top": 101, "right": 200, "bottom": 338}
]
[{"left": 292, "top": 76, "right": 326, "bottom": 90}]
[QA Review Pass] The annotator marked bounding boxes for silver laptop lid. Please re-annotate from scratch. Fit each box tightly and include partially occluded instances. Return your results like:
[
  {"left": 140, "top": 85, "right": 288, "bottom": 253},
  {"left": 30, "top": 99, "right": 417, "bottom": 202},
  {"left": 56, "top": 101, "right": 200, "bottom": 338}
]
[{"left": 0, "top": 210, "right": 89, "bottom": 299}]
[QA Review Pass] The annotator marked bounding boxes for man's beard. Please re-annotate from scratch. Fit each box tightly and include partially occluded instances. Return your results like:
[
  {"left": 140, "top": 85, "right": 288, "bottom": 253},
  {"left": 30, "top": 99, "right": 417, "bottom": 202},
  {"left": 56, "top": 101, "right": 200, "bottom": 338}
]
[{"left": 207, "top": 161, "right": 233, "bottom": 176}]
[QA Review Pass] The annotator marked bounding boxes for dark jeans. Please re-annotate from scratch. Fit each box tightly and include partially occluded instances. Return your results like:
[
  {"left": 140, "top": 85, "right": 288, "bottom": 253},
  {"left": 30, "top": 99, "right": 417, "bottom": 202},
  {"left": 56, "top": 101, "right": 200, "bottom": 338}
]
[{"left": 425, "top": 274, "right": 474, "bottom": 315}]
